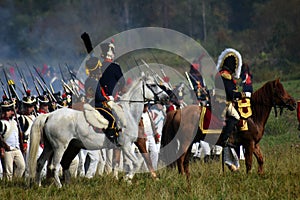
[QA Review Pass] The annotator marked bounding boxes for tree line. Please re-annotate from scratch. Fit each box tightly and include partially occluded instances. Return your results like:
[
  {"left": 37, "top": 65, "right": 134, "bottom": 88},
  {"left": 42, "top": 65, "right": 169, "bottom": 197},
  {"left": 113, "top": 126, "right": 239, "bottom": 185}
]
[{"left": 0, "top": 0, "right": 299, "bottom": 82}]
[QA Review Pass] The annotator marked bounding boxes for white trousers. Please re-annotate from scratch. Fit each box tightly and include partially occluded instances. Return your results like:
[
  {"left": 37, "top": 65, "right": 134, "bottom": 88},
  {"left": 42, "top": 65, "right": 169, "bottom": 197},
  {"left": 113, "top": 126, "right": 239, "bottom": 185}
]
[
  {"left": 146, "top": 136, "right": 158, "bottom": 170},
  {"left": 4, "top": 149, "right": 25, "bottom": 180},
  {"left": 78, "top": 149, "right": 100, "bottom": 178}
]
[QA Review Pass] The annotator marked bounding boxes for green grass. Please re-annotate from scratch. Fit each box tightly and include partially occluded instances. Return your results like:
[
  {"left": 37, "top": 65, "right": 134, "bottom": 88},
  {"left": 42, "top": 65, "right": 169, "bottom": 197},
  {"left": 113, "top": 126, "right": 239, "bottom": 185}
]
[
  {"left": 1, "top": 138, "right": 299, "bottom": 200},
  {"left": 1, "top": 79, "right": 299, "bottom": 200}
]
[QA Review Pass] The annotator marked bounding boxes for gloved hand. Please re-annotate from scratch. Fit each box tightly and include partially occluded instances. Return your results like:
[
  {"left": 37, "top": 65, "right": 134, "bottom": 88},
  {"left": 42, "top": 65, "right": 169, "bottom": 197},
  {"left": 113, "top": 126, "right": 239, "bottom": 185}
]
[
  {"left": 245, "top": 92, "right": 251, "bottom": 98},
  {"left": 108, "top": 96, "right": 114, "bottom": 101}
]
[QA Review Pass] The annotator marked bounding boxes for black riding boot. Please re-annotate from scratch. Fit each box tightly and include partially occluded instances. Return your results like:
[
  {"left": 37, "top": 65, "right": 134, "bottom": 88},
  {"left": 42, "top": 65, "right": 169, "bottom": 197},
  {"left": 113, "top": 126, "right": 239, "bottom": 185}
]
[
  {"left": 105, "top": 128, "right": 120, "bottom": 147},
  {"left": 219, "top": 117, "right": 239, "bottom": 147}
]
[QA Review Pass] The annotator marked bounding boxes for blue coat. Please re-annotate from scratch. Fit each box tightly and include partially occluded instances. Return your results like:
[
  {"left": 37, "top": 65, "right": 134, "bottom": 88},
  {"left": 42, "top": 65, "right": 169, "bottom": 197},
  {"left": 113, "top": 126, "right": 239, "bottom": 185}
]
[{"left": 99, "top": 62, "right": 125, "bottom": 97}]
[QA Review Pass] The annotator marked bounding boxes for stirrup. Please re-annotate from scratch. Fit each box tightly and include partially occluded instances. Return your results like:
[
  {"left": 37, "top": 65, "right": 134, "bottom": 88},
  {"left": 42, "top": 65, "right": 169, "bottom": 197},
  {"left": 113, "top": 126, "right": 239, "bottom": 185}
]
[{"left": 223, "top": 139, "right": 236, "bottom": 148}]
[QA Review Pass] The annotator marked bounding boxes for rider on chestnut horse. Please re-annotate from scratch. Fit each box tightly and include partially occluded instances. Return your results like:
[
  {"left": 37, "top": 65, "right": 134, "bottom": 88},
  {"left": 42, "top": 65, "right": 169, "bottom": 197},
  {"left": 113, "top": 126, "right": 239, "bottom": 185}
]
[{"left": 215, "top": 48, "right": 250, "bottom": 171}]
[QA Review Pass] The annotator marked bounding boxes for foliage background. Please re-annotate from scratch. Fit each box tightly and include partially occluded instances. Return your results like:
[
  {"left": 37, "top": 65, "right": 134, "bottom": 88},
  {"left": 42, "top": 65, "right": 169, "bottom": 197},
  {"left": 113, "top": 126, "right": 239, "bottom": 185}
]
[{"left": 0, "top": 0, "right": 299, "bottom": 82}]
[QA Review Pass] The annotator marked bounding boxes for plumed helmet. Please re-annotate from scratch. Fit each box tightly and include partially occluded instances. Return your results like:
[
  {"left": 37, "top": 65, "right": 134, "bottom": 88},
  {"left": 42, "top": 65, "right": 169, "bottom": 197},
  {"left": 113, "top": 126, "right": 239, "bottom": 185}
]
[
  {"left": 22, "top": 90, "right": 36, "bottom": 106},
  {"left": 100, "top": 39, "right": 115, "bottom": 60},
  {"left": 216, "top": 48, "right": 242, "bottom": 79},
  {"left": 1, "top": 95, "right": 15, "bottom": 111},
  {"left": 85, "top": 56, "right": 102, "bottom": 75}
]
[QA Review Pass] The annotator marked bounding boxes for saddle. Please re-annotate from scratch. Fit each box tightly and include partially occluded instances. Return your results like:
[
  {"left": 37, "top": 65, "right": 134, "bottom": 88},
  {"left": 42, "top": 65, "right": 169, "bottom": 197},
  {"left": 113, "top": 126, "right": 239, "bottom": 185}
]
[
  {"left": 198, "top": 106, "right": 223, "bottom": 134},
  {"left": 83, "top": 103, "right": 109, "bottom": 129}
]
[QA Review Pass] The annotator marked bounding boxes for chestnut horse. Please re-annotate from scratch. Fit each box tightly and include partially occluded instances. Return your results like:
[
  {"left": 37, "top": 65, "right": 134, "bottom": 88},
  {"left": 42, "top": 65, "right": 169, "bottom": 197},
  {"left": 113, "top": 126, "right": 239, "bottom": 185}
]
[{"left": 160, "top": 79, "right": 296, "bottom": 178}]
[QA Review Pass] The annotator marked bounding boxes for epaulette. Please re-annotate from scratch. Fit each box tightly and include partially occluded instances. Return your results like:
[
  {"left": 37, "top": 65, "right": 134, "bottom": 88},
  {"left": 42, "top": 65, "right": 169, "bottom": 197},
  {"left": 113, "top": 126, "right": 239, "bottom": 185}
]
[{"left": 220, "top": 70, "right": 232, "bottom": 80}]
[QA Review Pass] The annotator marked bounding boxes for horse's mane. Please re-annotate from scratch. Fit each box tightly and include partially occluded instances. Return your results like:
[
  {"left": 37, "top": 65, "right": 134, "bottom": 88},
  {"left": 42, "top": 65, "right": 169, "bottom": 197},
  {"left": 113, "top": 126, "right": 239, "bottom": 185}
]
[
  {"left": 252, "top": 80, "right": 276, "bottom": 105},
  {"left": 121, "top": 78, "right": 143, "bottom": 100}
]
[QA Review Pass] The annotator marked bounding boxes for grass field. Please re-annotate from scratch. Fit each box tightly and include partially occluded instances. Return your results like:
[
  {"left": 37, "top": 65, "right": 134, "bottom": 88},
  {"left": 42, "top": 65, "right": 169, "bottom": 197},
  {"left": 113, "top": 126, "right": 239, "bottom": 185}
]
[{"left": 0, "top": 79, "right": 299, "bottom": 200}]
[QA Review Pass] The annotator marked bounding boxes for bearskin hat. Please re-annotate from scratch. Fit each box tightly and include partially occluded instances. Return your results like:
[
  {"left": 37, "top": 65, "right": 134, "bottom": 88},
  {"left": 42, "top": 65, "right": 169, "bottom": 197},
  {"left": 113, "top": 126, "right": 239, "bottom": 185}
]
[{"left": 216, "top": 48, "right": 242, "bottom": 79}]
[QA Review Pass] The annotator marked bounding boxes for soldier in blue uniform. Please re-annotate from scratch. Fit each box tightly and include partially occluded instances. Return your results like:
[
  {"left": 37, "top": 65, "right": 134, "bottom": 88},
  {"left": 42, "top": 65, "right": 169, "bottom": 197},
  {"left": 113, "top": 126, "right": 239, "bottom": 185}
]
[
  {"left": 95, "top": 40, "right": 125, "bottom": 146},
  {"left": 215, "top": 48, "right": 250, "bottom": 171}
]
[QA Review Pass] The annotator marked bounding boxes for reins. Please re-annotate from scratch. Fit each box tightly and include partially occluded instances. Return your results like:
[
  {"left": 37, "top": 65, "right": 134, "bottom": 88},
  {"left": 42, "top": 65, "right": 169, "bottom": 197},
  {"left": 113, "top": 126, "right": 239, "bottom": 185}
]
[{"left": 117, "top": 80, "right": 163, "bottom": 104}]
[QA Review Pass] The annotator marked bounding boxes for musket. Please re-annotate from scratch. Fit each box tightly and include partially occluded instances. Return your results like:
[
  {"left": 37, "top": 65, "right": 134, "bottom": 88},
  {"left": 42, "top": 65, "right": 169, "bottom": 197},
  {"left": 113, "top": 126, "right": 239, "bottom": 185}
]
[
  {"left": 140, "top": 59, "right": 171, "bottom": 89},
  {"left": 150, "top": 51, "right": 173, "bottom": 89},
  {"left": 7, "top": 62, "right": 28, "bottom": 93},
  {"left": 28, "top": 66, "right": 41, "bottom": 96},
  {"left": 0, "top": 77, "right": 8, "bottom": 97},
  {"left": 3, "top": 68, "right": 20, "bottom": 102},
  {"left": 160, "top": 66, "right": 173, "bottom": 89},
  {"left": 15, "top": 63, "right": 28, "bottom": 93},
  {"left": 2, "top": 68, "right": 24, "bottom": 153},
  {"left": 32, "top": 65, "right": 57, "bottom": 102},
  {"left": 59, "top": 64, "right": 76, "bottom": 96},
  {"left": 65, "top": 63, "right": 82, "bottom": 97}
]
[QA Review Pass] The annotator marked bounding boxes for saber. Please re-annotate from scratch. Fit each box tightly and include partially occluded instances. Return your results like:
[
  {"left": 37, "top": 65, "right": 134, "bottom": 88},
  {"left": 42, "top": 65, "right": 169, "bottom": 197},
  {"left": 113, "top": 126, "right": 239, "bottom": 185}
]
[{"left": 185, "top": 72, "right": 194, "bottom": 90}]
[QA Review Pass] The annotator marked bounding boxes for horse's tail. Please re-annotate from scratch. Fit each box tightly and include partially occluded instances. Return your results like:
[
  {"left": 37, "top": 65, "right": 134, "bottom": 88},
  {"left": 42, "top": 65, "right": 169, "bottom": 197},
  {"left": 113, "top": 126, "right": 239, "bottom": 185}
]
[{"left": 28, "top": 114, "right": 49, "bottom": 179}]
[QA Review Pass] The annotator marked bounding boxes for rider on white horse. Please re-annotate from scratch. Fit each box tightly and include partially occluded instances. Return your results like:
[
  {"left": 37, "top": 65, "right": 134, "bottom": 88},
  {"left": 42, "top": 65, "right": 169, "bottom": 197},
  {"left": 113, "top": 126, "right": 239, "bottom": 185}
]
[{"left": 95, "top": 39, "right": 125, "bottom": 146}]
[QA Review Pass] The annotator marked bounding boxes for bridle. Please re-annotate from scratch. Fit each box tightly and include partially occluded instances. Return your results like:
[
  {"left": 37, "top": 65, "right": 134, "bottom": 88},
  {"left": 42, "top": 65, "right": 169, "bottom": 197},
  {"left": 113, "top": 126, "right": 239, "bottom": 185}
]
[
  {"left": 272, "top": 88, "right": 295, "bottom": 117},
  {"left": 118, "top": 80, "right": 167, "bottom": 104}
]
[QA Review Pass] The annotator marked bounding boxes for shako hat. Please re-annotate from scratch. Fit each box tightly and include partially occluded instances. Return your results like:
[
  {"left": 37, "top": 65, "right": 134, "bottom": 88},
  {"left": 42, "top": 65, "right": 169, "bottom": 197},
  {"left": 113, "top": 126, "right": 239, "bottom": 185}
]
[
  {"left": 1, "top": 95, "right": 15, "bottom": 110},
  {"left": 22, "top": 90, "right": 36, "bottom": 106},
  {"left": 37, "top": 94, "right": 50, "bottom": 105}
]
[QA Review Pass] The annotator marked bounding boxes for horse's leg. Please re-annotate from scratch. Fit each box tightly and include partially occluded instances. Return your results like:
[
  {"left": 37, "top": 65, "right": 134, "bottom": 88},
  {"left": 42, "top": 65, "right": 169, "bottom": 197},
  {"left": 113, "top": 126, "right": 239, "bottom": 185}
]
[
  {"left": 36, "top": 144, "right": 53, "bottom": 186},
  {"left": 253, "top": 143, "right": 264, "bottom": 174},
  {"left": 183, "top": 146, "right": 192, "bottom": 180},
  {"left": 51, "top": 147, "right": 67, "bottom": 188},
  {"left": 244, "top": 141, "right": 255, "bottom": 173},
  {"left": 112, "top": 148, "right": 121, "bottom": 180},
  {"left": 60, "top": 141, "right": 82, "bottom": 184},
  {"left": 122, "top": 144, "right": 139, "bottom": 182},
  {"left": 134, "top": 138, "right": 157, "bottom": 179},
  {"left": 177, "top": 154, "right": 185, "bottom": 175}
]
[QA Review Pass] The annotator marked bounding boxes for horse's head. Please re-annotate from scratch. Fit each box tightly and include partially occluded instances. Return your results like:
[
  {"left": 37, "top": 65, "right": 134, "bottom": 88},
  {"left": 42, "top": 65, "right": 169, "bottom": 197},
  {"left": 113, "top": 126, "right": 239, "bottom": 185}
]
[
  {"left": 144, "top": 76, "right": 169, "bottom": 104},
  {"left": 273, "top": 79, "right": 296, "bottom": 111}
]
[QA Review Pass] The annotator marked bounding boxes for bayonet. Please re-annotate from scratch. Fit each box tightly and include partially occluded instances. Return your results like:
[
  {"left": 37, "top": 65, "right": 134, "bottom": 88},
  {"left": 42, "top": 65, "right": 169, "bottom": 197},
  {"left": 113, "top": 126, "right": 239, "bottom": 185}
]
[{"left": 32, "top": 65, "right": 57, "bottom": 102}]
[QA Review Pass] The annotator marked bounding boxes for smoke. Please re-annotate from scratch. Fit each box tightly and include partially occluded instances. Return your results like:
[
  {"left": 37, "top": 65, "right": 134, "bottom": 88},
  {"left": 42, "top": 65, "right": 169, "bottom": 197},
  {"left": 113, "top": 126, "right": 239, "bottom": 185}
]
[{"left": 0, "top": 1, "right": 122, "bottom": 68}]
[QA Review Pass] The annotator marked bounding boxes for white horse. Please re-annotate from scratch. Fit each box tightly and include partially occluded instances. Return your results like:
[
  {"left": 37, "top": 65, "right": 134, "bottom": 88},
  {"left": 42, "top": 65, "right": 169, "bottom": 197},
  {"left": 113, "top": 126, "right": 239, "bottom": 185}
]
[{"left": 28, "top": 76, "right": 169, "bottom": 188}]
